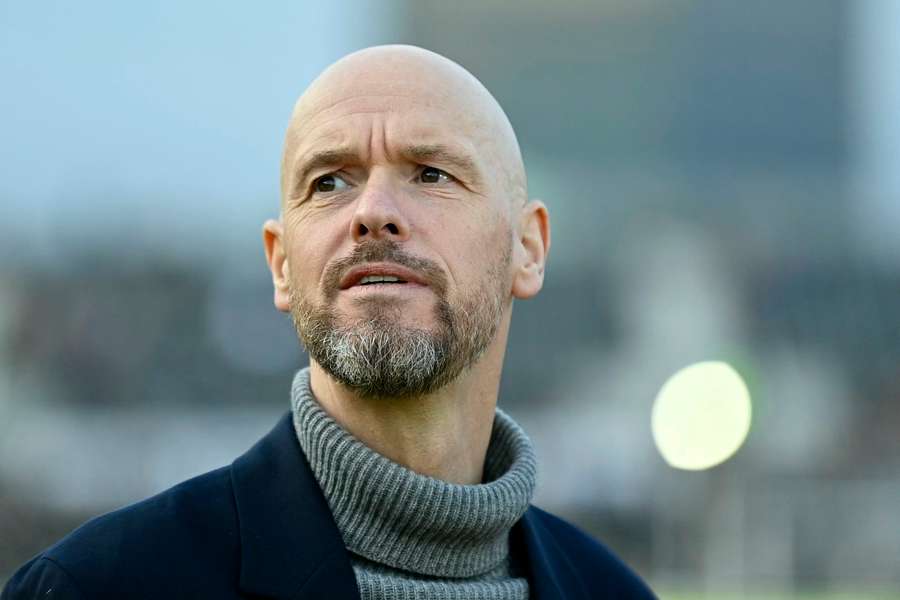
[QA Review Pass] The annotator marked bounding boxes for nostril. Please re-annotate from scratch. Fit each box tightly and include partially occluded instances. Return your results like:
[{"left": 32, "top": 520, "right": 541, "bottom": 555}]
[
  {"left": 357, "top": 223, "right": 369, "bottom": 236},
  {"left": 385, "top": 223, "right": 399, "bottom": 235}
]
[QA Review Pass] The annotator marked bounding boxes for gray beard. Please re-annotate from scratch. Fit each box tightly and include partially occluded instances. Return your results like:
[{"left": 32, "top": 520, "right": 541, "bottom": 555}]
[{"left": 289, "top": 243, "right": 509, "bottom": 400}]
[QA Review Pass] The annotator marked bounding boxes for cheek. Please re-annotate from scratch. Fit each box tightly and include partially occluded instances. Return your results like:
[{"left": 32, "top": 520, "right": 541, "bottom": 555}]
[
  {"left": 447, "top": 221, "right": 512, "bottom": 290},
  {"left": 289, "top": 249, "right": 319, "bottom": 297},
  {"left": 284, "top": 232, "right": 333, "bottom": 301}
]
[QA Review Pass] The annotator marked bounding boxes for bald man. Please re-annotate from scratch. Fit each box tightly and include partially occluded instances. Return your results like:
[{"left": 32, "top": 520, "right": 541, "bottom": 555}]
[{"left": 2, "top": 46, "right": 656, "bottom": 600}]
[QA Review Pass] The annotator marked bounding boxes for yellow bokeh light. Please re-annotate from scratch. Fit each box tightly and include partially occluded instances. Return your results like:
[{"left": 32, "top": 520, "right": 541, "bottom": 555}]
[{"left": 652, "top": 361, "right": 752, "bottom": 471}]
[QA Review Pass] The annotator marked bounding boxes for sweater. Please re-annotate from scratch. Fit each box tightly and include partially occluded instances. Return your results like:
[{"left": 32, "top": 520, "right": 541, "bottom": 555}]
[{"left": 290, "top": 368, "right": 537, "bottom": 600}]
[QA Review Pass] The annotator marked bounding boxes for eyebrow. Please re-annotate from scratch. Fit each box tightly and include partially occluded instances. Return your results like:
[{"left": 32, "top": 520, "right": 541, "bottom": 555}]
[
  {"left": 290, "top": 143, "right": 482, "bottom": 200},
  {"left": 290, "top": 148, "right": 358, "bottom": 200},
  {"left": 401, "top": 144, "right": 481, "bottom": 185}
]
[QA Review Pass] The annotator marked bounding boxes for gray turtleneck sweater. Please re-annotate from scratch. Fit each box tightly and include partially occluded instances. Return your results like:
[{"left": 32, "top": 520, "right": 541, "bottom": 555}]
[{"left": 290, "top": 368, "right": 537, "bottom": 600}]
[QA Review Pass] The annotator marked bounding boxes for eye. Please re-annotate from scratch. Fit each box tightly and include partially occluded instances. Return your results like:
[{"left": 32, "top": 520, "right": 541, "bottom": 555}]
[
  {"left": 419, "top": 166, "right": 451, "bottom": 184},
  {"left": 313, "top": 174, "right": 349, "bottom": 193}
]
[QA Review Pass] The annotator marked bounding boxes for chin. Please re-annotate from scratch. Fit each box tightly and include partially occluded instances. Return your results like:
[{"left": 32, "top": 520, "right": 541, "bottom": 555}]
[
  {"left": 344, "top": 314, "right": 439, "bottom": 337},
  {"left": 346, "top": 298, "right": 437, "bottom": 327}
]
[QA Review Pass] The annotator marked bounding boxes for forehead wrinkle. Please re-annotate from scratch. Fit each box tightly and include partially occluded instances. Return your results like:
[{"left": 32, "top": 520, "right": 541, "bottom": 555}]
[
  {"left": 306, "top": 92, "right": 422, "bottom": 120},
  {"left": 289, "top": 109, "right": 481, "bottom": 171}
]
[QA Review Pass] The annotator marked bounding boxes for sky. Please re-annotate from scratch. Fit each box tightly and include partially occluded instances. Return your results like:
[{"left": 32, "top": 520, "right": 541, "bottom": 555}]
[{"left": 1, "top": 0, "right": 402, "bottom": 273}]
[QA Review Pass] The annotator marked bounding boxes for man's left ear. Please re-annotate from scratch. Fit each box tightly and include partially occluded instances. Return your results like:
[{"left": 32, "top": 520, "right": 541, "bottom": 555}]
[{"left": 511, "top": 199, "right": 551, "bottom": 299}]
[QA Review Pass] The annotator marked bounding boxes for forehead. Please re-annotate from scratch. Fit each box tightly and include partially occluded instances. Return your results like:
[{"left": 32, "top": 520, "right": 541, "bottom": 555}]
[{"left": 289, "top": 90, "right": 485, "bottom": 160}]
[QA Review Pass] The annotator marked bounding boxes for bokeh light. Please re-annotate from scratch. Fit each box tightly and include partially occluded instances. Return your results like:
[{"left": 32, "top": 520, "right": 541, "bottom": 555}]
[{"left": 652, "top": 361, "right": 752, "bottom": 471}]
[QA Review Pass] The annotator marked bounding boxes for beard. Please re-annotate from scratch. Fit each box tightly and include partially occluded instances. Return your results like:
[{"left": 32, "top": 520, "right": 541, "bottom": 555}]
[{"left": 289, "top": 237, "right": 510, "bottom": 399}]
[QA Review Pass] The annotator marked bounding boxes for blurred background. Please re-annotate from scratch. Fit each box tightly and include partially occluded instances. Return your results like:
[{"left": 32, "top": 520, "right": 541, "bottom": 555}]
[{"left": 1, "top": 1, "right": 899, "bottom": 597}]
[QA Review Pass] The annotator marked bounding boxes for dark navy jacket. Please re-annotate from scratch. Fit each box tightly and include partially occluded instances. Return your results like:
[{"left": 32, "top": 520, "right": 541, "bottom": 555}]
[{"left": 2, "top": 413, "right": 656, "bottom": 599}]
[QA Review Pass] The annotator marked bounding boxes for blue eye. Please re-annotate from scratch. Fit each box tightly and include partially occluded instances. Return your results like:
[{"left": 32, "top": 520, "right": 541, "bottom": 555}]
[
  {"left": 314, "top": 174, "right": 349, "bottom": 193},
  {"left": 419, "top": 167, "right": 450, "bottom": 183}
]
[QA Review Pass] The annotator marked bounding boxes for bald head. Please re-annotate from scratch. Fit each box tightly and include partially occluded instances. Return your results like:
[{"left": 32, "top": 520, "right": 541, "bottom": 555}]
[{"left": 280, "top": 45, "right": 526, "bottom": 211}]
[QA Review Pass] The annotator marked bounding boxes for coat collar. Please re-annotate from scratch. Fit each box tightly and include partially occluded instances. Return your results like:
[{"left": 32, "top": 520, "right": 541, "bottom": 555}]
[
  {"left": 229, "top": 411, "right": 586, "bottom": 600},
  {"left": 515, "top": 507, "right": 585, "bottom": 599},
  {"left": 231, "top": 412, "right": 360, "bottom": 600}
]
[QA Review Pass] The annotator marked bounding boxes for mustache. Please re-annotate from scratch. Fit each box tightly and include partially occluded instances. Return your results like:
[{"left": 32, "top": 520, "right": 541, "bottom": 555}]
[{"left": 322, "top": 240, "right": 448, "bottom": 301}]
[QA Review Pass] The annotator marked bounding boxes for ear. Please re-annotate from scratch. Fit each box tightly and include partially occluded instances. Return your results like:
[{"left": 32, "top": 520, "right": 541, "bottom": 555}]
[
  {"left": 511, "top": 199, "right": 551, "bottom": 299},
  {"left": 263, "top": 218, "right": 292, "bottom": 313}
]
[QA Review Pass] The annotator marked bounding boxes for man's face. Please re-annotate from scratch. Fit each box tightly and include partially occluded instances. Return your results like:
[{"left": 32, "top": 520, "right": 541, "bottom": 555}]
[{"left": 276, "top": 61, "right": 516, "bottom": 398}]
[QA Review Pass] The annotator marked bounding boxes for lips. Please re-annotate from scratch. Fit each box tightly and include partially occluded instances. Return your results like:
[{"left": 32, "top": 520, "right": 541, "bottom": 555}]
[{"left": 339, "top": 263, "right": 429, "bottom": 290}]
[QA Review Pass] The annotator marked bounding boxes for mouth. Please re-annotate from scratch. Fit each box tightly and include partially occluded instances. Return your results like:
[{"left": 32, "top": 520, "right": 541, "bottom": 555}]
[{"left": 339, "top": 263, "right": 429, "bottom": 290}]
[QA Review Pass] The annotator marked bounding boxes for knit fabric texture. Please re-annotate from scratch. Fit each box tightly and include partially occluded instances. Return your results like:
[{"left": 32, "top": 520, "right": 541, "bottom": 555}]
[{"left": 290, "top": 367, "right": 536, "bottom": 600}]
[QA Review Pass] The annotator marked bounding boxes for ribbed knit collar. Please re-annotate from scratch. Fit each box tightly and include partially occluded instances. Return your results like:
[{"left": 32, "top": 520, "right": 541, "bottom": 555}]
[{"left": 290, "top": 367, "right": 537, "bottom": 578}]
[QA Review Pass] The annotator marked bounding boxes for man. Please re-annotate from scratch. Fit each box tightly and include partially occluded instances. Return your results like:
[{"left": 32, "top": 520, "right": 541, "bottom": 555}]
[{"left": 2, "top": 45, "right": 656, "bottom": 599}]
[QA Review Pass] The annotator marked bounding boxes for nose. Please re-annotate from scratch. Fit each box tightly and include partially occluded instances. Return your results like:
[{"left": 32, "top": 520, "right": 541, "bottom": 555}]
[{"left": 349, "top": 172, "right": 411, "bottom": 243}]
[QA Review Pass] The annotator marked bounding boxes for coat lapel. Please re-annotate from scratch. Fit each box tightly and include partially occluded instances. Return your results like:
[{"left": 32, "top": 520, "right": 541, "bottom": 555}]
[
  {"left": 513, "top": 507, "right": 588, "bottom": 600},
  {"left": 230, "top": 412, "right": 360, "bottom": 600}
]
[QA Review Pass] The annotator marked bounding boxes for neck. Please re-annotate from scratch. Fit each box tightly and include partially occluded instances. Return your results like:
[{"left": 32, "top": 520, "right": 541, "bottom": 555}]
[{"left": 308, "top": 328, "right": 508, "bottom": 485}]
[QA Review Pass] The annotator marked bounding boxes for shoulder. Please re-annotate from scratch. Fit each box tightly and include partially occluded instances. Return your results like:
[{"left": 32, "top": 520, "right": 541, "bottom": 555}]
[
  {"left": 524, "top": 505, "right": 657, "bottom": 598},
  {"left": 3, "top": 466, "right": 240, "bottom": 599},
  {"left": 1, "top": 556, "right": 85, "bottom": 600}
]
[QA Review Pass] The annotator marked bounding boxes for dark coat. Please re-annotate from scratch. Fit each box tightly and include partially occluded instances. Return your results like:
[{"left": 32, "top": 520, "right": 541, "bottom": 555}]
[{"left": 2, "top": 413, "right": 657, "bottom": 599}]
